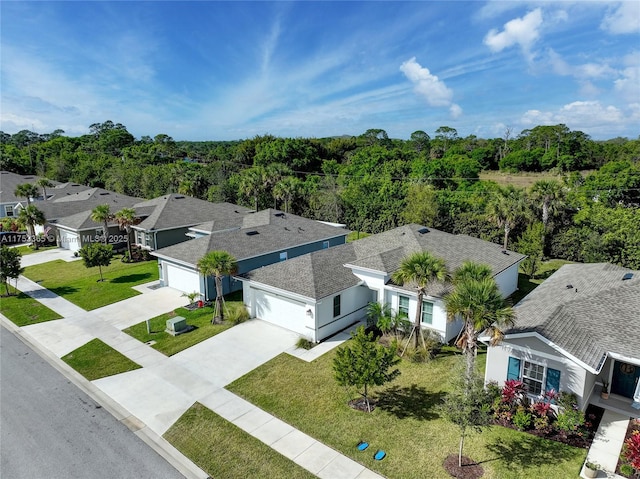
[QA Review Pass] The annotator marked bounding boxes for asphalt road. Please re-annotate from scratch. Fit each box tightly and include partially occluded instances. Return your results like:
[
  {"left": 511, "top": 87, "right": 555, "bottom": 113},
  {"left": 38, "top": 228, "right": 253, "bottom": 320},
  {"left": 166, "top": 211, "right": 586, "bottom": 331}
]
[{"left": 0, "top": 326, "right": 185, "bottom": 479}]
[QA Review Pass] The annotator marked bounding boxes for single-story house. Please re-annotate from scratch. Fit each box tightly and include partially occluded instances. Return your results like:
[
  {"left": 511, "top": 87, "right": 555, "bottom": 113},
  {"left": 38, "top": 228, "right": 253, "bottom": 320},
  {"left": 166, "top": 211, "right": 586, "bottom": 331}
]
[
  {"left": 0, "top": 171, "right": 64, "bottom": 218},
  {"left": 238, "top": 224, "right": 525, "bottom": 343},
  {"left": 152, "top": 209, "right": 349, "bottom": 297},
  {"left": 483, "top": 263, "right": 640, "bottom": 416},
  {"left": 131, "top": 194, "right": 252, "bottom": 250}
]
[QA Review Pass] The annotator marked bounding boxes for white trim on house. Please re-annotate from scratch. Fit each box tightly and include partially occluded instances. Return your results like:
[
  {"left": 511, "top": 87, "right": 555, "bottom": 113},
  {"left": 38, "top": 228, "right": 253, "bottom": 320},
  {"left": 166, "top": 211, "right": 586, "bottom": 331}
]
[{"left": 608, "top": 352, "right": 640, "bottom": 368}]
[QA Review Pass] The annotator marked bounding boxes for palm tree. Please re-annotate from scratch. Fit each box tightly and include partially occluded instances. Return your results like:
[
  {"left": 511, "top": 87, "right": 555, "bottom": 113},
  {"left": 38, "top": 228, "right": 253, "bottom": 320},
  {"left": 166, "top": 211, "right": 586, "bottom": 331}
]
[
  {"left": 445, "top": 264, "right": 515, "bottom": 385},
  {"left": 91, "top": 204, "right": 112, "bottom": 245},
  {"left": 114, "top": 207, "right": 137, "bottom": 259},
  {"left": 36, "top": 178, "right": 54, "bottom": 199},
  {"left": 391, "top": 251, "right": 449, "bottom": 350},
  {"left": 238, "top": 167, "right": 265, "bottom": 211},
  {"left": 273, "top": 176, "right": 302, "bottom": 213},
  {"left": 14, "top": 183, "right": 39, "bottom": 207},
  {"left": 18, "top": 205, "right": 46, "bottom": 250},
  {"left": 197, "top": 250, "right": 238, "bottom": 324},
  {"left": 530, "top": 180, "right": 565, "bottom": 250},
  {"left": 486, "top": 185, "right": 527, "bottom": 250},
  {"left": 264, "top": 163, "right": 293, "bottom": 209}
]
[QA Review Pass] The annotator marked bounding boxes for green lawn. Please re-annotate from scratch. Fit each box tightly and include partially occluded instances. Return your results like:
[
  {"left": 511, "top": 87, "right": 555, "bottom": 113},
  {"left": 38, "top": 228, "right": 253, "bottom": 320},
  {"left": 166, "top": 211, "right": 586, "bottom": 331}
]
[
  {"left": 62, "top": 338, "right": 141, "bottom": 380},
  {"left": 13, "top": 244, "right": 59, "bottom": 255},
  {"left": 164, "top": 403, "right": 316, "bottom": 479},
  {"left": 0, "top": 285, "right": 62, "bottom": 326},
  {"left": 227, "top": 349, "right": 586, "bottom": 479},
  {"left": 124, "top": 306, "right": 234, "bottom": 356},
  {"left": 23, "top": 257, "right": 158, "bottom": 310},
  {"left": 509, "top": 259, "right": 574, "bottom": 305}
]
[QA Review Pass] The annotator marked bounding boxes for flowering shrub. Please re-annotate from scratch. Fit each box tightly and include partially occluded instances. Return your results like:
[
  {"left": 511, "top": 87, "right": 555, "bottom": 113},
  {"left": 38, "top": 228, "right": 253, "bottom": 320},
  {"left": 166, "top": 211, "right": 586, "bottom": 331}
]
[
  {"left": 501, "top": 379, "right": 525, "bottom": 406},
  {"left": 531, "top": 401, "right": 552, "bottom": 417},
  {"left": 623, "top": 431, "right": 640, "bottom": 471}
]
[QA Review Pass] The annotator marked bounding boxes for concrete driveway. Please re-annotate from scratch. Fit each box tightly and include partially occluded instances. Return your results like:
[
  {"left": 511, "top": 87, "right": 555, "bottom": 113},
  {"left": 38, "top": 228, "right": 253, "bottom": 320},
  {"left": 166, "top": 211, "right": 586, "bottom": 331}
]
[{"left": 20, "top": 247, "right": 80, "bottom": 267}]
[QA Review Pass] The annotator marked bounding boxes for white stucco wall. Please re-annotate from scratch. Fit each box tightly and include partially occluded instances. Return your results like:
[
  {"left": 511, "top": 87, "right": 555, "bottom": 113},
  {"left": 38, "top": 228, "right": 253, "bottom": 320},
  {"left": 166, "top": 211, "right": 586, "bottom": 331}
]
[
  {"left": 494, "top": 262, "right": 521, "bottom": 298},
  {"left": 315, "top": 284, "right": 374, "bottom": 341},
  {"left": 485, "top": 336, "right": 591, "bottom": 409}
]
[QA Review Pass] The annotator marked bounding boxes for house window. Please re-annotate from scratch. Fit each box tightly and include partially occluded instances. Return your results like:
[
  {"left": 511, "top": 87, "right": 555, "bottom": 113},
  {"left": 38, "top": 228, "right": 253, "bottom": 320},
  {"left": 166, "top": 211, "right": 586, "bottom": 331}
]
[
  {"left": 5, "top": 205, "right": 14, "bottom": 217},
  {"left": 508, "top": 357, "right": 561, "bottom": 397},
  {"left": 333, "top": 295, "right": 341, "bottom": 317},
  {"left": 279, "top": 252, "right": 288, "bottom": 261},
  {"left": 398, "top": 295, "right": 409, "bottom": 319},
  {"left": 322, "top": 241, "right": 329, "bottom": 249},
  {"left": 522, "top": 361, "right": 545, "bottom": 396},
  {"left": 421, "top": 301, "right": 433, "bottom": 324}
]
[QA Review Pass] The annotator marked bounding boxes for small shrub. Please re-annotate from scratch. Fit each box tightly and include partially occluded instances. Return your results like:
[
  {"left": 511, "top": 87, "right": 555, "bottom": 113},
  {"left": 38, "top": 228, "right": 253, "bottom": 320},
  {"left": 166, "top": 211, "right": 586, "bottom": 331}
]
[
  {"left": 501, "top": 379, "right": 526, "bottom": 408},
  {"left": 403, "top": 345, "right": 431, "bottom": 363},
  {"left": 295, "top": 337, "right": 314, "bottom": 350},
  {"left": 531, "top": 401, "right": 552, "bottom": 418},
  {"left": 555, "top": 408, "right": 585, "bottom": 433},
  {"left": 227, "top": 303, "right": 250, "bottom": 325},
  {"left": 513, "top": 407, "right": 532, "bottom": 431},
  {"left": 533, "top": 415, "right": 550, "bottom": 431},
  {"left": 619, "top": 464, "right": 634, "bottom": 477},
  {"left": 557, "top": 391, "right": 579, "bottom": 411},
  {"left": 623, "top": 431, "right": 640, "bottom": 471},
  {"left": 485, "top": 381, "right": 502, "bottom": 404}
]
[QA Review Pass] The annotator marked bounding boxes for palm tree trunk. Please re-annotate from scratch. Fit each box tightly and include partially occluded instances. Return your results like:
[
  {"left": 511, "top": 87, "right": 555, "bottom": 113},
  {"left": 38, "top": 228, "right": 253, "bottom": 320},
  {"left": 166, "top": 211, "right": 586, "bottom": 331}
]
[
  {"left": 213, "top": 275, "right": 224, "bottom": 324},
  {"left": 125, "top": 227, "right": 133, "bottom": 258},
  {"left": 414, "top": 290, "right": 423, "bottom": 349},
  {"left": 459, "top": 429, "right": 465, "bottom": 467},
  {"left": 103, "top": 220, "right": 109, "bottom": 245},
  {"left": 503, "top": 225, "right": 510, "bottom": 250},
  {"left": 254, "top": 195, "right": 258, "bottom": 212}
]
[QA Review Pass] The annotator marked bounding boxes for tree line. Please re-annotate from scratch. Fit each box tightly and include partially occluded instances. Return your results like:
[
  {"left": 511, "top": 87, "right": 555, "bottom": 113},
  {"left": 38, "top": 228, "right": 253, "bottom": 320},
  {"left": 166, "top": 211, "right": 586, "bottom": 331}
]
[{"left": 1, "top": 121, "right": 638, "bottom": 268}]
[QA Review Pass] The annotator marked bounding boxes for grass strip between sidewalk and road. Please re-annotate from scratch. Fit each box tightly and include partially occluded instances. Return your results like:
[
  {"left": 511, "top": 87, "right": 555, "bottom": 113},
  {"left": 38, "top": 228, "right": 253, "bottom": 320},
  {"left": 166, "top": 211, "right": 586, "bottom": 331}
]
[
  {"left": 0, "top": 286, "right": 62, "bottom": 326},
  {"left": 164, "top": 402, "right": 316, "bottom": 479},
  {"left": 23, "top": 258, "right": 158, "bottom": 310},
  {"left": 62, "top": 338, "right": 141, "bottom": 381}
]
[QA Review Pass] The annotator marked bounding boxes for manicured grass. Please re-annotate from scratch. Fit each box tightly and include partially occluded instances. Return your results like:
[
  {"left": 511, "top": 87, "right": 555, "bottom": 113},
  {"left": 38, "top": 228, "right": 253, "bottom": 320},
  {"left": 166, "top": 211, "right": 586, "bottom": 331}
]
[
  {"left": 62, "top": 338, "right": 141, "bottom": 380},
  {"left": 0, "top": 285, "right": 62, "bottom": 326},
  {"left": 23, "top": 257, "right": 158, "bottom": 310},
  {"left": 164, "top": 403, "right": 316, "bottom": 479},
  {"left": 347, "top": 231, "right": 370, "bottom": 242},
  {"left": 13, "top": 244, "right": 59, "bottom": 255},
  {"left": 124, "top": 306, "right": 235, "bottom": 356},
  {"left": 227, "top": 349, "right": 586, "bottom": 479}
]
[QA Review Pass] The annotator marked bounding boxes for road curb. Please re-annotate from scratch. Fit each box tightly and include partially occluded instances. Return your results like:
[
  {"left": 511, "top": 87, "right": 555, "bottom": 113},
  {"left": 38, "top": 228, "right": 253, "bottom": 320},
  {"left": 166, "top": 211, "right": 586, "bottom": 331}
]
[{"left": 1, "top": 315, "right": 210, "bottom": 479}]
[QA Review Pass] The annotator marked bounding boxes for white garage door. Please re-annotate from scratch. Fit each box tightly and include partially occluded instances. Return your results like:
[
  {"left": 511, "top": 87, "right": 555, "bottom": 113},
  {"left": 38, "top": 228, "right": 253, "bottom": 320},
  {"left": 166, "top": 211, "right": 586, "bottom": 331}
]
[
  {"left": 58, "top": 229, "right": 80, "bottom": 252},
  {"left": 165, "top": 263, "right": 201, "bottom": 295},
  {"left": 253, "top": 288, "right": 308, "bottom": 336}
]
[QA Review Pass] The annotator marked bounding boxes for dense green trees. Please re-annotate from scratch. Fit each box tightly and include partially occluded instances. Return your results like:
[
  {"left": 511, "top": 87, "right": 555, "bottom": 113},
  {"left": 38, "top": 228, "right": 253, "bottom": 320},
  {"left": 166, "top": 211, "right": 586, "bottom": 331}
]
[{"left": 1, "top": 122, "right": 638, "bottom": 268}]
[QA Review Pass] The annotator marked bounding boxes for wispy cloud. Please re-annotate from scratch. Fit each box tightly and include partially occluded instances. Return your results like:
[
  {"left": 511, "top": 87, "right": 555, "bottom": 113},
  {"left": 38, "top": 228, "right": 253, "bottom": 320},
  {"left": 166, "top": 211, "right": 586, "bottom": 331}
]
[
  {"left": 400, "top": 57, "right": 462, "bottom": 118},
  {"left": 601, "top": 1, "right": 640, "bottom": 34}
]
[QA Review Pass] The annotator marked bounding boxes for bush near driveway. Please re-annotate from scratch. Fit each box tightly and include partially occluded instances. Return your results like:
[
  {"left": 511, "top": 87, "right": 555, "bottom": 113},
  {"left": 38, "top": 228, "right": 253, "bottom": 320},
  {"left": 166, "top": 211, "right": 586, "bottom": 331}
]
[
  {"left": 62, "top": 338, "right": 141, "bottom": 381},
  {"left": 23, "top": 257, "right": 158, "bottom": 310},
  {"left": 227, "top": 349, "right": 586, "bottom": 479},
  {"left": 164, "top": 403, "right": 316, "bottom": 479},
  {"left": 0, "top": 285, "right": 62, "bottom": 326}
]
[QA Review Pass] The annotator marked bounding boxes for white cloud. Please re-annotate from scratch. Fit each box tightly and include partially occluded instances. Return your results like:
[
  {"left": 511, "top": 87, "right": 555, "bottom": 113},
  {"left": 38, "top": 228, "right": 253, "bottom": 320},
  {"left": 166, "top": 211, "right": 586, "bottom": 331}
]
[
  {"left": 521, "top": 100, "right": 640, "bottom": 136},
  {"left": 614, "top": 51, "right": 640, "bottom": 101},
  {"left": 601, "top": 1, "right": 640, "bottom": 34},
  {"left": 400, "top": 57, "right": 462, "bottom": 117},
  {"left": 484, "top": 8, "right": 543, "bottom": 60}
]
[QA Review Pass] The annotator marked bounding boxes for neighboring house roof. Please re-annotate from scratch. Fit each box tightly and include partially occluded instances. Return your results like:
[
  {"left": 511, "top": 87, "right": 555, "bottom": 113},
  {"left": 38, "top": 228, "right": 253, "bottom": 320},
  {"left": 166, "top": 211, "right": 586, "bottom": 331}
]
[
  {"left": 504, "top": 263, "right": 640, "bottom": 372},
  {"left": 152, "top": 209, "right": 349, "bottom": 267},
  {"left": 244, "top": 224, "right": 525, "bottom": 301},
  {"left": 0, "top": 170, "right": 61, "bottom": 203},
  {"left": 132, "top": 194, "right": 252, "bottom": 232},
  {"left": 44, "top": 188, "right": 141, "bottom": 227}
]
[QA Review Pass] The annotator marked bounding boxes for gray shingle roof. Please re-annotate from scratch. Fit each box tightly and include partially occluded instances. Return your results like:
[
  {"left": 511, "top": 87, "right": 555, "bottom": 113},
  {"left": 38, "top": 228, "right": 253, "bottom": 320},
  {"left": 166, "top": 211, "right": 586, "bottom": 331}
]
[
  {"left": 132, "top": 194, "right": 252, "bottom": 231},
  {"left": 42, "top": 188, "right": 141, "bottom": 226},
  {"left": 506, "top": 263, "right": 640, "bottom": 372},
  {"left": 0, "top": 171, "right": 63, "bottom": 203},
  {"left": 152, "top": 209, "right": 348, "bottom": 268},
  {"left": 245, "top": 224, "right": 525, "bottom": 300}
]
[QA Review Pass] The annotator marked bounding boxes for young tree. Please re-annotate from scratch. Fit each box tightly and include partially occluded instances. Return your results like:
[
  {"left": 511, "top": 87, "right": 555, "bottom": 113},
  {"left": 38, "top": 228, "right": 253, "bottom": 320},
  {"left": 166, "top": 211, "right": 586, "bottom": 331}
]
[
  {"left": 515, "top": 222, "right": 545, "bottom": 278},
  {"left": 0, "top": 245, "right": 24, "bottom": 295},
  {"left": 333, "top": 326, "right": 401, "bottom": 412},
  {"left": 440, "top": 358, "right": 493, "bottom": 468},
  {"left": 197, "top": 250, "right": 238, "bottom": 324},
  {"left": 445, "top": 265, "right": 515, "bottom": 385},
  {"left": 114, "top": 207, "right": 137, "bottom": 259},
  {"left": 78, "top": 243, "right": 114, "bottom": 282},
  {"left": 18, "top": 205, "right": 46, "bottom": 250},
  {"left": 391, "top": 251, "right": 449, "bottom": 350},
  {"left": 36, "top": 178, "right": 54, "bottom": 199},
  {"left": 14, "top": 183, "right": 39, "bottom": 206},
  {"left": 486, "top": 185, "right": 528, "bottom": 250},
  {"left": 90, "top": 204, "right": 112, "bottom": 245}
]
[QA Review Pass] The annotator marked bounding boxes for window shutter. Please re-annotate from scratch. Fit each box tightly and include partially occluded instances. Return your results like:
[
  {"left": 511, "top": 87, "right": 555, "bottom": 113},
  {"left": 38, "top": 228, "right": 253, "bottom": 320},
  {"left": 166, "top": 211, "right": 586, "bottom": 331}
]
[
  {"left": 507, "top": 356, "right": 521, "bottom": 381},
  {"left": 545, "top": 367, "right": 561, "bottom": 393}
]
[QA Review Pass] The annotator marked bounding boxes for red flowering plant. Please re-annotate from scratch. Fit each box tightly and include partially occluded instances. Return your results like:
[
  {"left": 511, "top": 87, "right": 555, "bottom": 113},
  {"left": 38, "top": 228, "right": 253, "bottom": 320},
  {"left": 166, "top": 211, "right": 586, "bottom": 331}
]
[
  {"left": 502, "top": 380, "right": 526, "bottom": 406},
  {"left": 623, "top": 430, "right": 640, "bottom": 471}
]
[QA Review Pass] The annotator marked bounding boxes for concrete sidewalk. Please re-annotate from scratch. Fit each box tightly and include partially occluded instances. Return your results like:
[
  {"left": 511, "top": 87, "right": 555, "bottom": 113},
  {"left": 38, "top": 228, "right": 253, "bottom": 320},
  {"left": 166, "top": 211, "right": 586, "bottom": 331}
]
[
  {"left": 7, "top": 277, "right": 385, "bottom": 479},
  {"left": 582, "top": 409, "right": 629, "bottom": 479}
]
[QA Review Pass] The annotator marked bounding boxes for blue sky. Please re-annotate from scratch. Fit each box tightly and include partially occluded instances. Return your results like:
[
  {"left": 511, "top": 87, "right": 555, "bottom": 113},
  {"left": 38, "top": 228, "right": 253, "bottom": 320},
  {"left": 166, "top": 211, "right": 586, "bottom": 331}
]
[{"left": 1, "top": 1, "right": 638, "bottom": 141}]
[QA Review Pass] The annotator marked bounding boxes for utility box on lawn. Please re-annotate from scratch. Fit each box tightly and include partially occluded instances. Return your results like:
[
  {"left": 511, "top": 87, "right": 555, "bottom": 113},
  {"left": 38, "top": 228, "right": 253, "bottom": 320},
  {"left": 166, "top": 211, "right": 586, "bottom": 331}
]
[{"left": 165, "top": 316, "right": 188, "bottom": 336}]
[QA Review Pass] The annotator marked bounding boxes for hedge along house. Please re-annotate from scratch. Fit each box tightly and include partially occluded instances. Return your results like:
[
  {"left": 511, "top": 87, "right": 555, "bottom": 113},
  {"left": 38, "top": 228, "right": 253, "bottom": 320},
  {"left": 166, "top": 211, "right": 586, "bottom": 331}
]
[
  {"left": 238, "top": 224, "right": 525, "bottom": 343},
  {"left": 151, "top": 209, "right": 349, "bottom": 299},
  {"left": 130, "top": 194, "right": 253, "bottom": 251},
  {"left": 482, "top": 263, "right": 640, "bottom": 417}
]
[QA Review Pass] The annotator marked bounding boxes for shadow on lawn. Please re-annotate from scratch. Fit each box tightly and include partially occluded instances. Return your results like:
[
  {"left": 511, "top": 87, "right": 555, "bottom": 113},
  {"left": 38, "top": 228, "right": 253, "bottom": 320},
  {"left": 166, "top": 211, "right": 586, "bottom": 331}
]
[
  {"left": 376, "top": 384, "right": 444, "bottom": 420},
  {"left": 42, "top": 286, "right": 79, "bottom": 297},
  {"left": 110, "top": 272, "right": 152, "bottom": 284},
  {"left": 484, "top": 433, "right": 578, "bottom": 468}
]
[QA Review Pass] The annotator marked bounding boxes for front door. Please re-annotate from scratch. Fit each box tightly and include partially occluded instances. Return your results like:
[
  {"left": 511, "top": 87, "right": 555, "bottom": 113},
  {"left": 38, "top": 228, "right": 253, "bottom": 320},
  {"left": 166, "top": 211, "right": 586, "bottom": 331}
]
[{"left": 611, "top": 361, "right": 640, "bottom": 398}]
